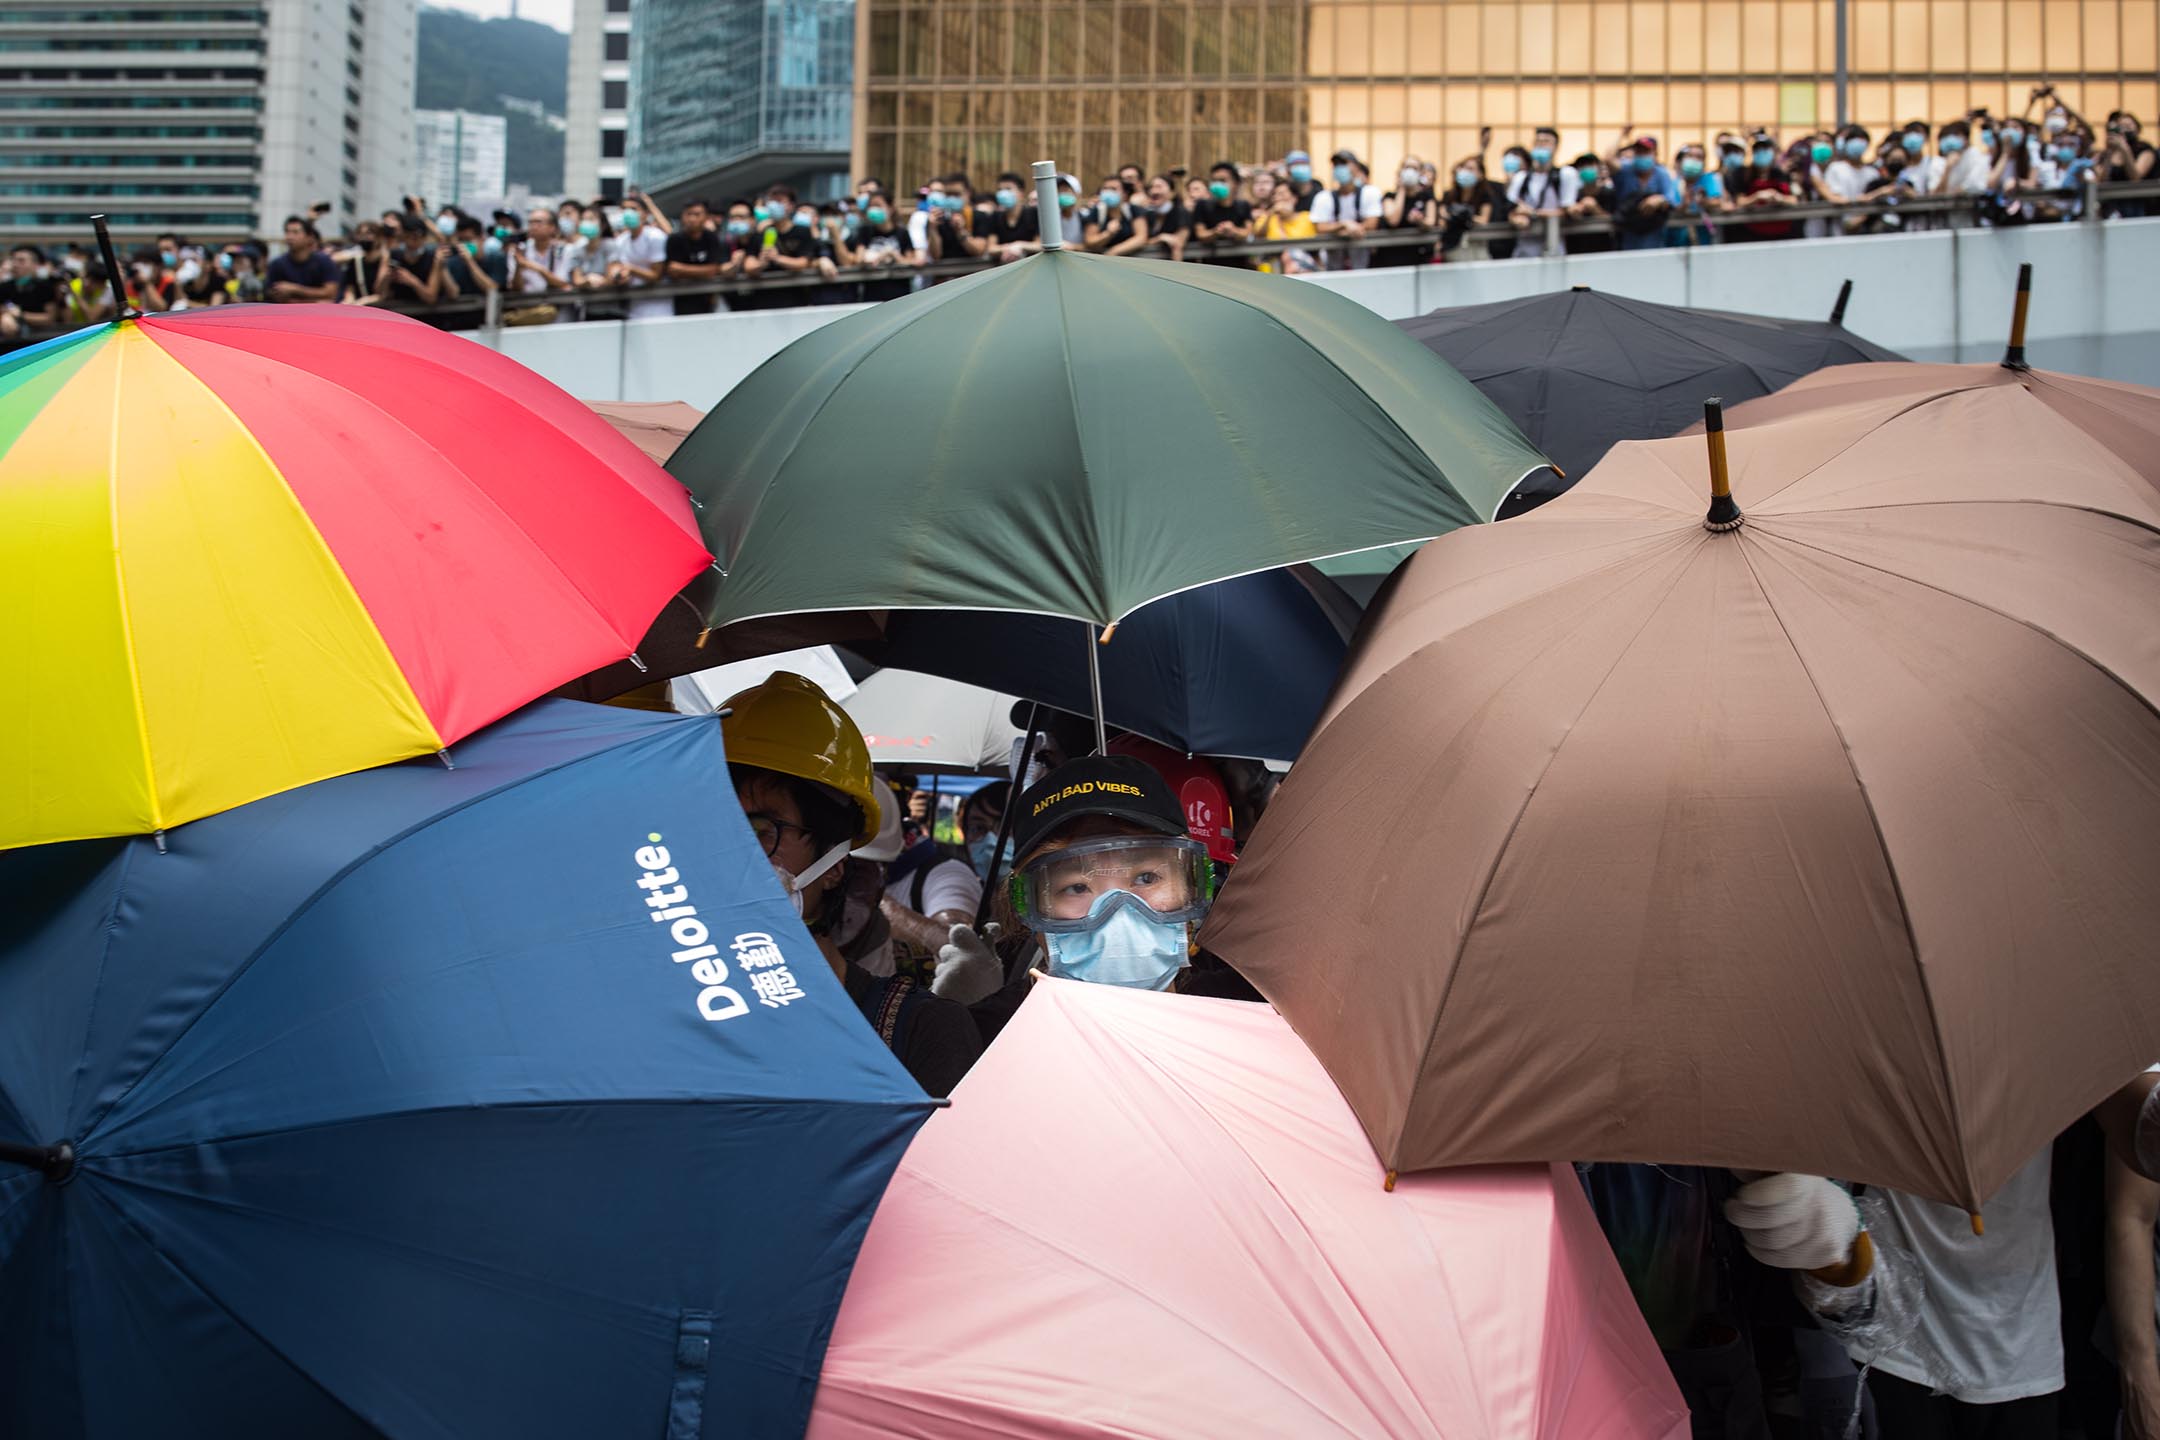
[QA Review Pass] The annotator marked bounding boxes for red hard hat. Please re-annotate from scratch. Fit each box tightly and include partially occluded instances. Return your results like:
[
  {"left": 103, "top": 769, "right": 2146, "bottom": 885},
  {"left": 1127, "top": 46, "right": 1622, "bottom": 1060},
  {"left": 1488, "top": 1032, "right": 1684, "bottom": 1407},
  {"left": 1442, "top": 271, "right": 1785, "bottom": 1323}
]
[{"left": 1105, "top": 734, "right": 1237, "bottom": 864}]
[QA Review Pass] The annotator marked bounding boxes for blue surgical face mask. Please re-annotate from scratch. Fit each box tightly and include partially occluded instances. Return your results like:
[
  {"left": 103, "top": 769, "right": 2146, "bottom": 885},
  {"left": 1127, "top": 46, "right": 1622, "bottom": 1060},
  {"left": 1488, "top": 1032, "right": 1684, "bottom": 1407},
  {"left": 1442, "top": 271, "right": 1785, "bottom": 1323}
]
[
  {"left": 1042, "top": 892, "right": 1188, "bottom": 991},
  {"left": 578, "top": 220, "right": 601, "bottom": 238},
  {"left": 1099, "top": 188, "right": 1122, "bottom": 210},
  {"left": 726, "top": 218, "right": 751, "bottom": 235},
  {"left": 1501, "top": 152, "right": 1523, "bottom": 175},
  {"left": 481, "top": 235, "right": 504, "bottom": 256},
  {"left": 1978, "top": 130, "right": 1996, "bottom": 150},
  {"left": 1632, "top": 153, "right": 1656, "bottom": 173},
  {"left": 1332, "top": 163, "right": 1352, "bottom": 183},
  {"left": 968, "top": 832, "right": 1011, "bottom": 880},
  {"left": 1680, "top": 157, "right": 1704, "bottom": 177},
  {"left": 620, "top": 210, "right": 640, "bottom": 230},
  {"left": 1288, "top": 162, "right": 1312, "bottom": 183},
  {"left": 1531, "top": 146, "right": 1553, "bottom": 166},
  {"left": 1902, "top": 132, "right": 1924, "bottom": 153},
  {"left": 1941, "top": 135, "right": 1966, "bottom": 154},
  {"left": 944, "top": 193, "right": 968, "bottom": 211},
  {"left": 1723, "top": 151, "right": 1746, "bottom": 171},
  {"left": 1454, "top": 167, "right": 1478, "bottom": 188},
  {"left": 793, "top": 208, "right": 815, "bottom": 227},
  {"left": 995, "top": 186, "right": 1019, "bottom": 207},
  {"left": 1843, "top": 137, "right": 1867, "bottom": 159},
  {"left": 1753, "top": 147, "right": 1776, "bottom": 166},
  {"left": 2003, "top": 126, "right": 2025, "bottom": 144},
  {"left": 2055, "top": 144, "right": 2079, "bottom": 162}
]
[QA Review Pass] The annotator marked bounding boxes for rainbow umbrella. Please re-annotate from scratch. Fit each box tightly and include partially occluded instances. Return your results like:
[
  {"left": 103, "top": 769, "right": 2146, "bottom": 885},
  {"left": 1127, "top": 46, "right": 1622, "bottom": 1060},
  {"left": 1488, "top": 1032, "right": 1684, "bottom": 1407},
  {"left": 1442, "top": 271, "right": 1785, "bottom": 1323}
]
[{"left": 0, "top": 305, "right": 711, "bottom": 850}]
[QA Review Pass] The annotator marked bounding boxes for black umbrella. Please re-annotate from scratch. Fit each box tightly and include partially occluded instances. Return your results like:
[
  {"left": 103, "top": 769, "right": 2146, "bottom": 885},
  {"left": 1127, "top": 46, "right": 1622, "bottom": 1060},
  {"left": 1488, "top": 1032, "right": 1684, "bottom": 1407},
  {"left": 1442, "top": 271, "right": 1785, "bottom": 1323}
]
[{"left": 1397, "top": 284, "right": 1904, "bottom": 517}]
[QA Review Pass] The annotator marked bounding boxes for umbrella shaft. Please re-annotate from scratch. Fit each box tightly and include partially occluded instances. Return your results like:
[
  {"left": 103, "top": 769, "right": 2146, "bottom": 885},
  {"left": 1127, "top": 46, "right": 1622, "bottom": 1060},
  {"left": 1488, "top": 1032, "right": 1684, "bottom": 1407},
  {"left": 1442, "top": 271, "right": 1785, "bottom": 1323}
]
[{"left": 1086, "top": 623, "right": 1107, "bottom": 755}]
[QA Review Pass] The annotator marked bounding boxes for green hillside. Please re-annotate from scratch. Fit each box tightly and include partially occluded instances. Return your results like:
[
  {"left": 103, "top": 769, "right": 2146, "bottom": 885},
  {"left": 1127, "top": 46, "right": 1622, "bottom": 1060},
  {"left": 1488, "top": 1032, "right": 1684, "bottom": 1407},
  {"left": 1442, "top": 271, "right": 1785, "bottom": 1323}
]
[{"left": 416, "top": 7, "right": 567, "bottom": 193}]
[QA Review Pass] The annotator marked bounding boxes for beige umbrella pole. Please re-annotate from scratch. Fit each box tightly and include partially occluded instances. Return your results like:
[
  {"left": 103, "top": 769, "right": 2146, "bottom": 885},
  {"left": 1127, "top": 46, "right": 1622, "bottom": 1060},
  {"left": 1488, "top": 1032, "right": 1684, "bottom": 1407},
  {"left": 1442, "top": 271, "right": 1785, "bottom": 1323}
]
[
  {"left": 1703, "top": 397, "right": 1743, "bottom": 532},
  {"left": 2002, "top": 261, "right": 2033, "bottom": 371}
]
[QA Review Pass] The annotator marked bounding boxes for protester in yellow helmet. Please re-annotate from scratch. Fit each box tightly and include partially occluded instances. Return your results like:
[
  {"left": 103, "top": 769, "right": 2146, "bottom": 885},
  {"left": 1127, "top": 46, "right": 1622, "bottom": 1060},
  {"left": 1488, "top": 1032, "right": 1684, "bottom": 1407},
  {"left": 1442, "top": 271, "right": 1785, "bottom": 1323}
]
[{"left": 721, "top": 672, "right": 981, "bottom": 1097}]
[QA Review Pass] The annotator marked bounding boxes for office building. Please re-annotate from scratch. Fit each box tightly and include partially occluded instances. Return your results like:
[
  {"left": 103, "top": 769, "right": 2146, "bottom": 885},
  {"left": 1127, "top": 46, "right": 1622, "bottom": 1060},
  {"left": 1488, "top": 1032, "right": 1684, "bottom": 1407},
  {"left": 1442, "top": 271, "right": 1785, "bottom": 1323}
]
[
  {"left": 415, "top": 108, "right": 508, "bottom": 208},
  {"left": 629, "top": 0, "right": 854, "bottom": 211},
  {"left": 565, "top": 0, "right": 633, "bottom": 201},
  {"left": 0, "top": 0, "right": 416, "bottom": 245},
  {"left": 853, "top": 0, "right": 2160, "bottom": 190}
]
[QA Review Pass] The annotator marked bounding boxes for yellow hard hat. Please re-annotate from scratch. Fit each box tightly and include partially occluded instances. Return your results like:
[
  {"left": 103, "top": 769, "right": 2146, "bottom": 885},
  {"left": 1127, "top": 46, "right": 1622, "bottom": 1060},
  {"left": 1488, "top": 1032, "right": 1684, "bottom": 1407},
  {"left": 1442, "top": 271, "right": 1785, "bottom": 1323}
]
[{"left": 720, "top": 671, "right": 879, "bottom": 847}]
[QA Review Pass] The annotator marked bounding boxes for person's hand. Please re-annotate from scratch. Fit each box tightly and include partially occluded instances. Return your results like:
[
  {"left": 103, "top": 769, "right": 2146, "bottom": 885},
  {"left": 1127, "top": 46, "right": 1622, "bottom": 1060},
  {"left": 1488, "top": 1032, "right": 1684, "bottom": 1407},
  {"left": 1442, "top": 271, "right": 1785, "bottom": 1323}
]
[
  {"left": 930, "top": 923, "right": 1004, "bottom": 1005},
  {"left": 2125, "top": 1363, "right": 2160, "bottom": 1440},
  {"left": 1723, "top": 1173, "right": 1863, "bottom": 1272},
  {"left": 269, "top": 280, "right": 302, "bottom": 299},
  {"left": 906, "top": 791, "right": 930, "bottom": 821},
  {"left": 1478, "top": 125, "right": 1492, "bottom": 148},
  {"left": 1510, "top": 210, "right": 1531, "bottom": 228}
]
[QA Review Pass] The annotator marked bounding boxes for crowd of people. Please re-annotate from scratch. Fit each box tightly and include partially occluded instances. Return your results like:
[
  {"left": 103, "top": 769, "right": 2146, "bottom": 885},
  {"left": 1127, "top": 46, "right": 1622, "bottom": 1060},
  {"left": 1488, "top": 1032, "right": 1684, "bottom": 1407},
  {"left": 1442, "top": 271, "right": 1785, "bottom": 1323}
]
[
  {"left": 723, "top": 657, "right": 2160, "bottom": 1440},
  {"left": 2, "top": 84, "right": 2151, "bottom": 343}
]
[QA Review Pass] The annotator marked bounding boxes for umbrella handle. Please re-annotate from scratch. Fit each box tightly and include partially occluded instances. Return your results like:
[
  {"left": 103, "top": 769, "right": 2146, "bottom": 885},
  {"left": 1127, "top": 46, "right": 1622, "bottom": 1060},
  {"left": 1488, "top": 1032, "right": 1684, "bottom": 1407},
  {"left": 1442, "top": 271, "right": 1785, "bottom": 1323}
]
[
  {"left": 972, "top": 704, "right": 1040, "bottom": 927},
  {"left": 0, "top": 1138, "right": 76, "bottom": 1184}
]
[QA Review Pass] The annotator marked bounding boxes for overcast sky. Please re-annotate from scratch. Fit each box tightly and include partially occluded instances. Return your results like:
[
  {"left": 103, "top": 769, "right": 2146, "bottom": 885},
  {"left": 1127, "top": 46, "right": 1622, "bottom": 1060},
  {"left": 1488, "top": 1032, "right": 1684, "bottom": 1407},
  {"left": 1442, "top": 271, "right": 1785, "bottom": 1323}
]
[{"left": 428, "top": 0, "right": 571, "bottom": 35}]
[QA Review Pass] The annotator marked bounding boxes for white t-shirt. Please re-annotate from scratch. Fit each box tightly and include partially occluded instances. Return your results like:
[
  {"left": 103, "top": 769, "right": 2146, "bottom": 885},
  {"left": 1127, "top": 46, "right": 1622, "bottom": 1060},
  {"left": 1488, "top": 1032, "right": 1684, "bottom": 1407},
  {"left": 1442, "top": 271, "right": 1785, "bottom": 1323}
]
[
  {"left": 1508, "top": 168, "right": 1583, "bottom": 258},
  {"left": 1941, "top": 147, "right": 1994, "bottom": 195},
  {"left": 514, "top": 238, "right": 574, "bottom": 294},
  {"left": 884, "top": 856, "right": 981, "bottom": 922},
  {"left": 1858, "top": 1150, "right": 2062, "bottom": 1404},
  {"left": 1309, "top": 182, "right": 1386, "bottom": 269},
  {"left": 615, "top": 226, "right": 670, "bottom": 320},
  {"left": 1819, "top": 159, "right": 1877, "bottom": 202}
]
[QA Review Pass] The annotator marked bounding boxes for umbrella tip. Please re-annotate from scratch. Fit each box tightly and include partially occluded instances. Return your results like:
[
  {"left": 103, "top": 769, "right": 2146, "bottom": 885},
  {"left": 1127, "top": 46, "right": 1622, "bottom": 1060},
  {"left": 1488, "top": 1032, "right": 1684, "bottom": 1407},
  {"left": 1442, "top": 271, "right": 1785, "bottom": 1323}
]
[
  {"left": 1382, "top": 1169, "right": 1398, "bottom": 1192},
  {"left": 1702, "top": 397, "right": 1743, "bottom": 533},
  {"left": 628, "top": 651, "right": 649, "bottom": 674},
  {"left": 436, "top": 748, "right": 455, "bottom": 771},
  {"left": 2001, "top": 262, "right": 2033, "bottom": 371},
  {"left": 1971, "top": 1211, "right": 1985, "bottom": 1236},
  {"left": 152, "top": 828, "right": 167, "bottom": 855},
  {"left": 1570, "top": 284, "right": 1591, "bottom": 291}
]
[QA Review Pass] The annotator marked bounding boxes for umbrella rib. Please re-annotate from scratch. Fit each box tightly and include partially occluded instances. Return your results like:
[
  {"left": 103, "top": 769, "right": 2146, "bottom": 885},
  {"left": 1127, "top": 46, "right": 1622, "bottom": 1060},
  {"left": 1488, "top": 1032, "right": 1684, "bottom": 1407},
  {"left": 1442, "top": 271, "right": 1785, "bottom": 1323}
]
[
  {"left": 104, "top": 335, "right": 167, "bottom": 831},
  {"left": 1733, "top": 539, "right": 1970, "bottom": 1204},
  {"left": 1389, "top": 543, "right": 1705, "bottom": 1172},
  {"left": 137, "top": 323, "right": 658, "bottom": 656},
  {"left": 77, "top": 1181, "right": 386, "bottom": 1435},
  {"left": 72, "top": 734, "right": 698, "bottom": 1147},
  {"left": 1755, "top": 514, "right": 2160, "bottom": 734}
]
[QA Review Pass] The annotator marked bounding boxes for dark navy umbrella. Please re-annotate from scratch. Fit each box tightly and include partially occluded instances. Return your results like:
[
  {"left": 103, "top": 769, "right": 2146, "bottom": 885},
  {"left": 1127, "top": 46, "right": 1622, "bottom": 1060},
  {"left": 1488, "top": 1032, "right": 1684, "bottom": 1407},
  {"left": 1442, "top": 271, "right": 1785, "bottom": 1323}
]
[
  {"left": 858, "top": 567, "right": 1352, "bottom": 763},
  {"left": 1396, "top": 285, "right": 1905, "bottom": 517},
  {"left": 0, "top": 701, "right": 933, "bottom": 1440}
]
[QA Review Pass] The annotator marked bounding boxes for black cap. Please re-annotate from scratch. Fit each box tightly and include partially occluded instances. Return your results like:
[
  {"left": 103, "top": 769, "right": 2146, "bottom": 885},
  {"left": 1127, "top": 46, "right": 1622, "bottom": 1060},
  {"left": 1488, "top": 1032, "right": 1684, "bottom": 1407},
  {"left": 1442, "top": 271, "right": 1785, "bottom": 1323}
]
[{"left": 1012, "top": 756, "right": 1188, "bottom": 861}]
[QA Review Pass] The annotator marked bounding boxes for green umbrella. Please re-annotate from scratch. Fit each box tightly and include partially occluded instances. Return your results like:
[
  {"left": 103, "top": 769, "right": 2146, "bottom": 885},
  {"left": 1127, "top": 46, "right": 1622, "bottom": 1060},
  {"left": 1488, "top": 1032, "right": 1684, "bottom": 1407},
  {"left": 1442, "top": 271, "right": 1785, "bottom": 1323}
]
[{"left": 670, "top": 183, "right": 1547, "bottom": 635}]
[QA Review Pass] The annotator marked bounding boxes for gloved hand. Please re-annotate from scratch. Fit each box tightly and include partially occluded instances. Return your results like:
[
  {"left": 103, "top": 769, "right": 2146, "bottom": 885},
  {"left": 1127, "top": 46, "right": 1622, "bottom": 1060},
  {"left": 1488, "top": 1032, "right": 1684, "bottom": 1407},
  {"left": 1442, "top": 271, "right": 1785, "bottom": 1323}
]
[
  {"left": 930, "top": 923, "right": 1004, "bottom": 1005},
  {"left": 1723, "top": 1173, "right": 1864, "bottom": 1273}
]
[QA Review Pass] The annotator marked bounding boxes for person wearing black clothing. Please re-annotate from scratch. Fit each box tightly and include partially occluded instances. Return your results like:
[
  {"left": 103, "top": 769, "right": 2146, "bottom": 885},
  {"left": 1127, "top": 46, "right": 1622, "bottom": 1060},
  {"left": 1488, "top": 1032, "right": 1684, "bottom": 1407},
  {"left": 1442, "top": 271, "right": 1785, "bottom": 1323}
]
[
  {"left": 266, "top": 216, "right": 340, "bottom": 303},
  {"left": 746, "top": 187, "right": 829, "bottom": 310},
  {"left": 925, "top": 174, "right": 986, "bottom": 263},
  {"left": 1283, "top": 148, "right": 1320, "bottom": 209},
  {"left": 1190, "top": 160, "right": 1254, "bottom": 264},
  {"left": 1142, "top": 173, "right": 1192, "bottom": 260},
  {"left": 849, "top": 196, "right": 919, "bottom": 301},
  {"left": 2, "top": 244, "right": 60, "bottom": 340},
  {"left": 1565, "top": 154, "right": 1620, "bottom": 254},
  {"left": 1082, "top": 176, "right": 1151, "bottom": 256},
  {"left": 981, "top": 171, "right": 1042, "bottom": 262},
  {"left": 663, "top": 197, "right": 727, "bottom": 314},
  {"left": 1376, "top": 155, "right": 1439, "bottom": 265}
]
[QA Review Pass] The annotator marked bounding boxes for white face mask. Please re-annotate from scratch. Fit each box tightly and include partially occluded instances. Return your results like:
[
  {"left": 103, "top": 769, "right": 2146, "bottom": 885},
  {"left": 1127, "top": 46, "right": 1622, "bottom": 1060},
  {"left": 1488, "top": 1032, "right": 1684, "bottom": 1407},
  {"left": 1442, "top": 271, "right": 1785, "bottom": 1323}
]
[
  {"left": 1401, "top": 167, "right": 1421, "bottom": 186},
  {"left": 771, "top": 840, "right": 850, "bottom": 916}
]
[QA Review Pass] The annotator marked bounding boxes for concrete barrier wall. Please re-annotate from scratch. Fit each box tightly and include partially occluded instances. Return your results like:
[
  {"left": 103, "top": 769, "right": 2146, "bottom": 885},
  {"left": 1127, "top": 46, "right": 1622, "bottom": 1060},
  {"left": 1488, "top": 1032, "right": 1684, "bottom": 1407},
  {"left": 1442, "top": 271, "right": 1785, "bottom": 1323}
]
[{"left": 493, "top": 218, "right": 2160, "bottom": 405}]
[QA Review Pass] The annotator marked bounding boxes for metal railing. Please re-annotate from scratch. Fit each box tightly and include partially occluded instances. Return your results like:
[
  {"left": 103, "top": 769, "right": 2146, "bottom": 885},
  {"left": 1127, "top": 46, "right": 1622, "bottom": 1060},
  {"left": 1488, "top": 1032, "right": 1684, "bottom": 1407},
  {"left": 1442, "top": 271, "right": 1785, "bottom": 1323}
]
[{"left": 9, "top": 179, "right": 2157, "bottom": 349}]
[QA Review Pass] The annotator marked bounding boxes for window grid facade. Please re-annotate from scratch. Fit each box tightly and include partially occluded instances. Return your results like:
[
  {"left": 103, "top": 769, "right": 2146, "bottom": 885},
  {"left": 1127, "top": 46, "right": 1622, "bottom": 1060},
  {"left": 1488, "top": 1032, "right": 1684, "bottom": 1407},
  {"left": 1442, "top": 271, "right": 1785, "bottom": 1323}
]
[{"left": 857, "top": 0, "right": 2160, "bottom": 189}]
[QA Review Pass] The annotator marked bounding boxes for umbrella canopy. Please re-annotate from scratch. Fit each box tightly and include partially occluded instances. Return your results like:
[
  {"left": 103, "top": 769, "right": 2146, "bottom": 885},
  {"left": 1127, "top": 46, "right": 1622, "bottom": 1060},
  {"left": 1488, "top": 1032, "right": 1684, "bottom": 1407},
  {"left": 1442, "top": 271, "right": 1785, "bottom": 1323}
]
[
  {"left": 808, "top": 977, "right": 1687, "bottom": 1440},
  {"left": 841, "top": 669, "right": 1023, "bottom": 771},
  {"left": 0, "top": 701, "right": 932, "bottom": 1439},
  {"left": 858, "top": 567, "right": 1350, "bottom": 763},
  {"left": 1396, "top": 285, "right": 1903, "bottom": 513},
  {"left": 1202, "top": 366, "right": 2160, "bottom": 1211},
  {"left": 668, "top": 248, "right": 1547, "bottom": 630},
  {"left": 0, "top": 308, "right": 710, "bottom": 849}
]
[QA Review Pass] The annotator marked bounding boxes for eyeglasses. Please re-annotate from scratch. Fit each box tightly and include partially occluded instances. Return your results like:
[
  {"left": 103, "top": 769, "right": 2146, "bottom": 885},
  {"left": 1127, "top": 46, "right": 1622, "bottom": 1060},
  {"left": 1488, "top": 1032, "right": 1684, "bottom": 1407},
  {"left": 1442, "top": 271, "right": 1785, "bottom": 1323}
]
[{"left": 745, "top": 811, "right": 817, "bottom": 857}]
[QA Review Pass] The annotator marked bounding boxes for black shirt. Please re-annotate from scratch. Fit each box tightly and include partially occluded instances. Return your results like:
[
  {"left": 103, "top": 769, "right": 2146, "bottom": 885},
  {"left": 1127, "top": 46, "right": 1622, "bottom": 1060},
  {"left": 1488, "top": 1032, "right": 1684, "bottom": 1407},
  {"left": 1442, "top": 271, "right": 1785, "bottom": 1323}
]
[
  {"left": 842, "top": 963, "right": 982, "bottom": 1098},
  {"left": 6, "top": 272, "right": 58, "bottom": 319},
  {"left": 665, "top": 226, "right": 728, "bottom": 314},
  {"left": 265, "top": 249, "right": 340, "bottom": 298},
  {"left": 1082, "top": 204, "right": 1141, "bottom": 250},
  {"left": 764, "top": 224, "right": 819, "bottom": 263},
  {"left": 1191, "top": 197, "right": 1253, "bottom": 234},
  {"left": 1148, "top": 202, "right": 1192, "bottom": 249},
  {"left": 982, "top": 206, "right": 1039, "bottom": 246}
]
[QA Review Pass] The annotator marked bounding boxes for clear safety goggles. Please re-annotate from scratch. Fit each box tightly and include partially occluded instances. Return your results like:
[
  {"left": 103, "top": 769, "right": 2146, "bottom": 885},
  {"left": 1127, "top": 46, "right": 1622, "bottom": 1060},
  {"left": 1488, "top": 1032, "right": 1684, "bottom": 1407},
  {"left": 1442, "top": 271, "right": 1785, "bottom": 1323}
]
[{"left": 1010, "top": 834, "right": 1215, "bottom": 934}]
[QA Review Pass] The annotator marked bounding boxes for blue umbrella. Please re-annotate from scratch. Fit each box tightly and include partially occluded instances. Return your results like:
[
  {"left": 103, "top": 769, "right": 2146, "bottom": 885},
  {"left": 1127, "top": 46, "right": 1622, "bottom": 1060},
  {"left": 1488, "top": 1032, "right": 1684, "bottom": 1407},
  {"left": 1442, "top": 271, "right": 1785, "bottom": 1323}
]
[
  {"left": 0, "top": 701, "right": 933, "bottom": 1440},
  {"left": 859, "top": 568, "right": 1351, "bottom": 763}
]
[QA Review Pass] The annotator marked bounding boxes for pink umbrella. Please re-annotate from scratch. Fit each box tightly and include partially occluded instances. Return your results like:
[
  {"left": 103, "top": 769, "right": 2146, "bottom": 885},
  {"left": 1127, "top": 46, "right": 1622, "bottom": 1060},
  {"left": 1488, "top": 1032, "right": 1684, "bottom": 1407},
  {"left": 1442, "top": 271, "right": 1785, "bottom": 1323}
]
[{"left": 808, "top": 978, "right": 1688, "bottom": 1440}]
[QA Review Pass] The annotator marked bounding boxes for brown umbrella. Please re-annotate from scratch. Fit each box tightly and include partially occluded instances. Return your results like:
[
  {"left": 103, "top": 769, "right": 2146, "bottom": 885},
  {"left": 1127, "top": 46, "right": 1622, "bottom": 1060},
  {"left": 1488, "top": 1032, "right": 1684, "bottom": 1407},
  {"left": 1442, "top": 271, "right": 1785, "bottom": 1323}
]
[
  {"left": 583, "top": 399, "right": 707, "bottom": 465},
  {"left": 555, "top": 400, "right": 888, "bottom": 702},
  {"left": 1201, "top": 366, "right": 2160, "bottom": 1213}
]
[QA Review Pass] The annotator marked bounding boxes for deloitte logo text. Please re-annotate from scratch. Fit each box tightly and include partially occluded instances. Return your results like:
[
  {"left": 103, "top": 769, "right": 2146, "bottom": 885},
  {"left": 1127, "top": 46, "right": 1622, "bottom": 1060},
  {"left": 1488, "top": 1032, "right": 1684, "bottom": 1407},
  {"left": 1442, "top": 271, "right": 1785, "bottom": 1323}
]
[{"left": 634, "top": 834, "right": 808, "bottom": 1021}]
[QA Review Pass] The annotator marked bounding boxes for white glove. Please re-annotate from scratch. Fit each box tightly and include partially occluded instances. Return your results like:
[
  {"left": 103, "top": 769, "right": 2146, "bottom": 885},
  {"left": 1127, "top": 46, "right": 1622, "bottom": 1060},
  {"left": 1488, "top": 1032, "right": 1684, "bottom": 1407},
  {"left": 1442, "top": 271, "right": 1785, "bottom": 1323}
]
[
  {"left": 930, "top": 923, "right": 1004, "bottom": 1005},
  {"left": 1723, "top": 1173, "right": 1862, "bottom": 1271}
]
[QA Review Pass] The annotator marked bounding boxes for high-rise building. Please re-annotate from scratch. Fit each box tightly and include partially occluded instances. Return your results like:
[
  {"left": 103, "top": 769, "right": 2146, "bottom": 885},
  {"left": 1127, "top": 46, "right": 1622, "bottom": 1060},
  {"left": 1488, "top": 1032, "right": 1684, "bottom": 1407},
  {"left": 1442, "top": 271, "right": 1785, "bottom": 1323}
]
[
  {"left": 629, "top": 0, "right": 855, "bottom": 211},
  {"left": 565, "top": 0, "right": 633, "bottom": 202},
  {"left": 415, "top": 108, "right": 508, "bottom": 208},
  {"left": 853, "top": 0, "right": 2160, "bottom": 190},
  {"left": 0, "top": 0, "right": 417, "bottom": 245}
]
